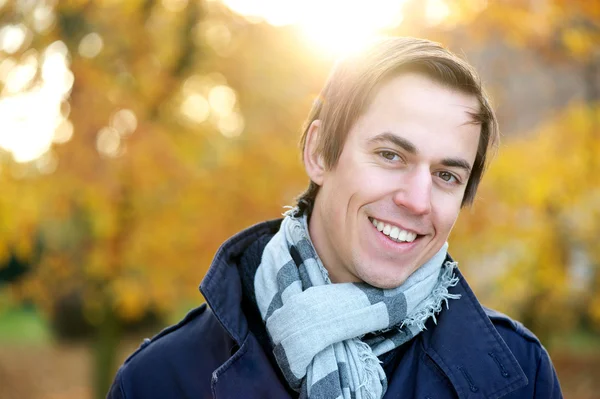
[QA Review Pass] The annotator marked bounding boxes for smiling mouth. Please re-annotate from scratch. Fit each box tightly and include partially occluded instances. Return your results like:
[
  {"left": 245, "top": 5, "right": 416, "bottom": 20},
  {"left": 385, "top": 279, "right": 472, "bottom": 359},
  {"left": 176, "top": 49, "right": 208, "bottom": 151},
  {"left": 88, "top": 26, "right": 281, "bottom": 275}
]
[{"left": 368, "top": 217, "right": 421, "bottom": 243}]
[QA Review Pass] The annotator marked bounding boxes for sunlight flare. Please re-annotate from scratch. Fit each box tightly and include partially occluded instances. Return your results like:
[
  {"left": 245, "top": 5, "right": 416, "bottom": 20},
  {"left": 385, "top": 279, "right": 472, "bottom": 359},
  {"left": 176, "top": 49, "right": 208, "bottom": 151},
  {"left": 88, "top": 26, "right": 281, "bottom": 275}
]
[{"left": 221, "top": 0, "right": 408, "bottom": 56}]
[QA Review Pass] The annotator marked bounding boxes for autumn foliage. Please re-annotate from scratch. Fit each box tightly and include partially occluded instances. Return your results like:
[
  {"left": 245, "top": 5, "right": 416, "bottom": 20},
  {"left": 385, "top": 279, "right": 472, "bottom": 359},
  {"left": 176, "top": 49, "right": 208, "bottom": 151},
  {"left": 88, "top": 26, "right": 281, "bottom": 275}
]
[{"left": 0, "top": 0, "right": 599, "bottom": 398}]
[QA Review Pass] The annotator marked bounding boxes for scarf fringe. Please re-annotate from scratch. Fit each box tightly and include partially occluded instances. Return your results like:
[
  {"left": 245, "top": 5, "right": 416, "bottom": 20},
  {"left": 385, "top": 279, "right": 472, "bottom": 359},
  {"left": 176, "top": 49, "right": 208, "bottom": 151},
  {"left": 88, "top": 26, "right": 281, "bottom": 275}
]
[
  {"left": 355, "top": 339, "right": 383, "bottom": 399},
  {"left": 400, "top": 260, "right": 461, "bottom": 330}
]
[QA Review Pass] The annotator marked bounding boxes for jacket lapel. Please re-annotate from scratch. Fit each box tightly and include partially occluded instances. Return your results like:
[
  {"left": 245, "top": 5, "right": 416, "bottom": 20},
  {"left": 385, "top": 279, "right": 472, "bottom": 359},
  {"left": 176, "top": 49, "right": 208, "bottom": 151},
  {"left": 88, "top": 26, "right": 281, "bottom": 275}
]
[
  {"left": 200, "top": 220, "right": 288, "bottom": 398},
  {"left": 420, "top": 266, "right": 529, "bottom": 398},
  {"left": 210, "top": 332, "right": 292, "bottom": 398}
]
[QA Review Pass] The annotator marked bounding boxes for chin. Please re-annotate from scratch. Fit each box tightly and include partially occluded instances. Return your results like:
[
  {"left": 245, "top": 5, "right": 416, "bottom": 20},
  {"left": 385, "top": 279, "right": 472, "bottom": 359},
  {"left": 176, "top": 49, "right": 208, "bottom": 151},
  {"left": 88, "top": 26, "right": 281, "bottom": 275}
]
[
  {"left": 357, "top": 270, "right": 410, "bottom": 289},
  {"left": 369, "top": 279, "right": 405, "bottom": 289}
]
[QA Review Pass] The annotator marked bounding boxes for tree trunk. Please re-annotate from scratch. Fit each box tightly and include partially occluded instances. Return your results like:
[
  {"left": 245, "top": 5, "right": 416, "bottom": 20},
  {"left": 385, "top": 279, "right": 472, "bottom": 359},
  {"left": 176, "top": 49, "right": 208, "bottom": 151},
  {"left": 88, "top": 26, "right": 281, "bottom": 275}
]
[{"left": 93, "top": 306, "right": 121, "bottom": 399}]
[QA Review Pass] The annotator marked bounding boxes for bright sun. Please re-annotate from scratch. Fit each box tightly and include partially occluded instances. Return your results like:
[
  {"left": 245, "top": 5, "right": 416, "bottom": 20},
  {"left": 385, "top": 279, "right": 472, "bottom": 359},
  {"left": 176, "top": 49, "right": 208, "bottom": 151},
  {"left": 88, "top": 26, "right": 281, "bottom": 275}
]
[
  {"left": 221, "top": 0, "right": 410, "bottom": 57},
  {"left": 0, "top": 0, "right": 451, "bottom": 165}
]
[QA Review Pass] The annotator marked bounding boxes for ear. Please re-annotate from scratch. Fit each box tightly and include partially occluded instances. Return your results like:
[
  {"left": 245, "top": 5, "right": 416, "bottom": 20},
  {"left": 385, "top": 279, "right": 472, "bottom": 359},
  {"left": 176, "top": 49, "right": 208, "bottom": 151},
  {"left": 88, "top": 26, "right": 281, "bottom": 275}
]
[{"left": 303, "top": 120, "right": 326, "bottom": 186}]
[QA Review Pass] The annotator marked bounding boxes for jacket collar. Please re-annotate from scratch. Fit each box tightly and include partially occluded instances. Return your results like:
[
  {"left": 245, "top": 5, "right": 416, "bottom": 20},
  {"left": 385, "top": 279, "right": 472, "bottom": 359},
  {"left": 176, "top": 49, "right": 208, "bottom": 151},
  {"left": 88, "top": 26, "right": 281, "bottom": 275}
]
[
  {"left": 200, "top": 220, "right": 528, "bottom": 398},
  {"left": 199, "top": 219, "right": 281, "bottom": 346}
]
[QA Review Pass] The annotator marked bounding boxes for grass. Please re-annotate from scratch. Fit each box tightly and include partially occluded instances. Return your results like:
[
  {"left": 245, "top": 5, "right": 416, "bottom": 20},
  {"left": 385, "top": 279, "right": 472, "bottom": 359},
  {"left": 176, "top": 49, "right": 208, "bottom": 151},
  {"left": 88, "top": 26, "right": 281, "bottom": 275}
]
[
  {"left": 549, "top": 329, "right": 600, "bottom": 355},
  {"left": 0, "top": 307, "right": 51, "bottom": 344},
  {"left": 0, "top": 300, "right": 204, "bottom": 346}
]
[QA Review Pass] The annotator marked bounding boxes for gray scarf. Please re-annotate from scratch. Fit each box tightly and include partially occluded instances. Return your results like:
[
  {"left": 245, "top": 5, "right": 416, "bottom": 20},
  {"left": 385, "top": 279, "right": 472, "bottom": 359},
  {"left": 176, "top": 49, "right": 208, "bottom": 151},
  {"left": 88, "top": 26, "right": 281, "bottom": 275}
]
[{"left": 254, "top": 213, "right": 460, "bottom": 399}]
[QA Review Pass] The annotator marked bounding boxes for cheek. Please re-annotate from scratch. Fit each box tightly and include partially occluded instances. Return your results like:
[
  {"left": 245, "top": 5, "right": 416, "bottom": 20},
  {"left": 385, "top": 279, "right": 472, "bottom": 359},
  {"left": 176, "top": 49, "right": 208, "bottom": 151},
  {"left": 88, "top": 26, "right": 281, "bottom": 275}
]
[
  {"left": 432, "top": 194, "right": 462, "bottom": 231},
  {"left": 319, "top": 179, "right": 347, "bottom": 224},
  {"left": 348, "top": 164, "right": 394, "bottom": 202}
]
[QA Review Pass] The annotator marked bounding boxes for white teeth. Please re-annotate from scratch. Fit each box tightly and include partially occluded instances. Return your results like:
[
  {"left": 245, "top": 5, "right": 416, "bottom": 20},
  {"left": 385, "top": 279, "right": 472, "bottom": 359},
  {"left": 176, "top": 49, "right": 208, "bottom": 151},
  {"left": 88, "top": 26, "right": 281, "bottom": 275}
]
[
  {"left": 382, "top": 224, "right": 391, "bottom": 235},
  {"left": 398, "top": 230, "right": 407, "bottom": 241},
  {"left": 370, "top": 218, "right": 418, "bottom": 243}
]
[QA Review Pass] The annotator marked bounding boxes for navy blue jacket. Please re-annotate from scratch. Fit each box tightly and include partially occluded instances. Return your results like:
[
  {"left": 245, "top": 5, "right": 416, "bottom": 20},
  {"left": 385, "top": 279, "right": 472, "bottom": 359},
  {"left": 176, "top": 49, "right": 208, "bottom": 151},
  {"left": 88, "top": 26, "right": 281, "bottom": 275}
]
[{"left": 108, "top": 219, "right": 562, "bottom": 398}]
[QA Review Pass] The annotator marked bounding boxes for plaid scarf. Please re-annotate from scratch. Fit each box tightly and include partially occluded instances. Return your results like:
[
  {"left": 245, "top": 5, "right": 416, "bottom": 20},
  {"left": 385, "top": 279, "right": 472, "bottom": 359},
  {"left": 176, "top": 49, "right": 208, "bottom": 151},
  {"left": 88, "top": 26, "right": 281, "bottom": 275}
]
[{"left": 254, "top": 213, "right": 460, "bottom": 399}]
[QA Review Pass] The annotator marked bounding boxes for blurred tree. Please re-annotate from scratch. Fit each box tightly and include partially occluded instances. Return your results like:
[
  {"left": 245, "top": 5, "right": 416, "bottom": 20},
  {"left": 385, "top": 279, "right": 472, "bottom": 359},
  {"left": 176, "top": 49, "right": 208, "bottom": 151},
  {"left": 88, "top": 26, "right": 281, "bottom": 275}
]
[{"left": 0, "top": 1, "right": 313, "bottom": 397}]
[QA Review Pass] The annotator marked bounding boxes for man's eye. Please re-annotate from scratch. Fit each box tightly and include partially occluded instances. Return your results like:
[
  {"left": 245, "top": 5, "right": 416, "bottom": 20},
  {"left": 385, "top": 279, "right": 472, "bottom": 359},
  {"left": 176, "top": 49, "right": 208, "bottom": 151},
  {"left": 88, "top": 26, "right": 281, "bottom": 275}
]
[
  {"left": 379, "top": 151, "right": 400, "bottom": 161},
  {"left": 436, "top": 171, "right": 458, "bottom": 183}
]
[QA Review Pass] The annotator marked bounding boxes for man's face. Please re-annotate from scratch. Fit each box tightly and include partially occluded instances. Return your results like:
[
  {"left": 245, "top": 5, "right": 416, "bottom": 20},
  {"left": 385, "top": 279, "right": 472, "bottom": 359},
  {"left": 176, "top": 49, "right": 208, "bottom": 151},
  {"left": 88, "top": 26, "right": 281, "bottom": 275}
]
[{"left": 306, "top": 73, "right": 481, "bottom": 288}]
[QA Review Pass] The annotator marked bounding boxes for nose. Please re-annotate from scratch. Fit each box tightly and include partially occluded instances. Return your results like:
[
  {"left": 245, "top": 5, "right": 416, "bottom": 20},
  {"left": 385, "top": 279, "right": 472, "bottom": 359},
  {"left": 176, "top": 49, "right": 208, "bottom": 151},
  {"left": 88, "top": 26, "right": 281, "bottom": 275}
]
[{"left": 392, "top": 167, "right": 432, "bottom": 215}]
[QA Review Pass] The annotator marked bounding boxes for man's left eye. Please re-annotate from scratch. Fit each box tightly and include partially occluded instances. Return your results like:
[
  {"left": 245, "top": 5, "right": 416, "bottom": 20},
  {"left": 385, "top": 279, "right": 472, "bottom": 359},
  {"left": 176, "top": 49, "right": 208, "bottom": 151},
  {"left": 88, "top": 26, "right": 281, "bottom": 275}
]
[
  {"left": 379, "top": 151, "right": 400, "bottom": 161},
  {"left": 437, "top": 171, "right": 458, "bottom": 183}
]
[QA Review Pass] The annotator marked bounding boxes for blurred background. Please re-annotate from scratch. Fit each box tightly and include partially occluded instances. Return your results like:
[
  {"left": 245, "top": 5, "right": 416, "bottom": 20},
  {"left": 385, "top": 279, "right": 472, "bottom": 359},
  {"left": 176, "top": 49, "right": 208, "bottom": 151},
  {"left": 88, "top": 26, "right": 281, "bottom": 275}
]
[{"left": 0, "top": 0, "right": 598, "bottom": 398}]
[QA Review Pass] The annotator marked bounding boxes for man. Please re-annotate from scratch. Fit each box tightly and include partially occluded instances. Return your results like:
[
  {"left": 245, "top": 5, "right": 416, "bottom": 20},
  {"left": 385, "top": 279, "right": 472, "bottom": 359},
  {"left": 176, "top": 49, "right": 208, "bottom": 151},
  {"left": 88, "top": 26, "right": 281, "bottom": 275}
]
[{"left": 108, "top": 37, "right": 562, "bottom": 398}]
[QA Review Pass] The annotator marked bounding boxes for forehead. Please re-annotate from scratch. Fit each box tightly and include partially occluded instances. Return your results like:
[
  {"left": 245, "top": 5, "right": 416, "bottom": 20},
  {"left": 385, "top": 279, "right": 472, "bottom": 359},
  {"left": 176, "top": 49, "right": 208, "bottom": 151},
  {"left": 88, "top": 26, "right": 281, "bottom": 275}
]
[
  {"left": 350, "top": 73, "right": 481, "bottom": 157},
  {"left": 369, "top": 73, "right": 479, "bottom": 125}
]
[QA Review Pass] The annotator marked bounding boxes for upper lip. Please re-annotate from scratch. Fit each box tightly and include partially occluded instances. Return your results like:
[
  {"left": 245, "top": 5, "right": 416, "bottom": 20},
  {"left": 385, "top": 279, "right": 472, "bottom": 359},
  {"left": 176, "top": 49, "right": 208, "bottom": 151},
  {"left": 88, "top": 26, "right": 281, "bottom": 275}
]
[{"left": 369, "top": 216, "right": 424, "bottom": 236}]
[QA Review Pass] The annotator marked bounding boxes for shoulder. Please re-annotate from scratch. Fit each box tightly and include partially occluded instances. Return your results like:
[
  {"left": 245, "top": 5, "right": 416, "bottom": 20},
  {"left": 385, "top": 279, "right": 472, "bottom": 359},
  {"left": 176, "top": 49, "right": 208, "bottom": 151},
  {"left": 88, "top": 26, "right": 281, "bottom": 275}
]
[
  {"left": 483, "top": 306, "right": 540, "bottom": 345},
  {"left": 483, "top": 306, "right": 563, "bottom": 397},
  {"left": 108, "top": 304, "right": 235, "bottom": 398},
  {"left": 122, "top": 304, "right": 232, "bottom": 366},
  {"left": 483, "top": 306, "right": 547, "bottom": 361}
]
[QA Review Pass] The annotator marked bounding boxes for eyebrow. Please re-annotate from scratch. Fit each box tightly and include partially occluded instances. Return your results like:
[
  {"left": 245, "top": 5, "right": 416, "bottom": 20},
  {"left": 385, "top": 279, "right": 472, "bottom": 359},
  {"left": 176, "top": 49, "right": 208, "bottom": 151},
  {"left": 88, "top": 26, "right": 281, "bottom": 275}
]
[
  {"left": 440, "top": 158, "right": 472, "bottom": 176},
  {"left": 368, "top": 132, "right": 417, "bottom": 154},
  {"left": 367, "top": 131, "right": 473, "bottom": 176}
]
